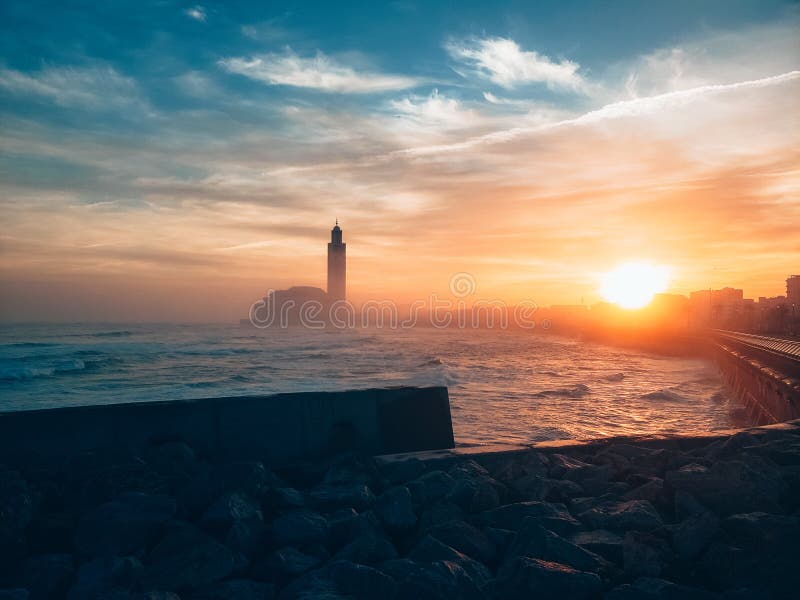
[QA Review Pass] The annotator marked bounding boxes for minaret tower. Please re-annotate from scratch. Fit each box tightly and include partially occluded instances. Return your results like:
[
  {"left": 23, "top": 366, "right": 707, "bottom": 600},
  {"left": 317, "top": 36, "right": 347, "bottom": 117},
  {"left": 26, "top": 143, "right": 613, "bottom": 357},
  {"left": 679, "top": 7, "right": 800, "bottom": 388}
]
[{"left": 327, "top": 220, "right": 346, "bottom": 302}]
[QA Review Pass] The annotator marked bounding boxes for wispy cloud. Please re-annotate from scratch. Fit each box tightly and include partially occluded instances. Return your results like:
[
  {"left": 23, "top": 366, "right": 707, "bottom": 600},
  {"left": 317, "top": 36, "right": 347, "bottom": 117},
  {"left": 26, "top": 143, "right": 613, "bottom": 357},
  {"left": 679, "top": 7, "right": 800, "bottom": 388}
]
[
  {"left": 184, "top": 6, "right": 207, "bottom": 22},
  {"left": 219, "top": 49, "right": 418, "bottom": 93},
  {"left": 0, "top": 65, "right": 145, "bottom": 110},
  {"left": 446, "top": 37, "right": 583, "bottom": 90},
  {"left": 398, "top": 70, "right": 800, "bottom": 157},
  {"left": 390, "top": 89, "right": 478, "bottom": 128}
]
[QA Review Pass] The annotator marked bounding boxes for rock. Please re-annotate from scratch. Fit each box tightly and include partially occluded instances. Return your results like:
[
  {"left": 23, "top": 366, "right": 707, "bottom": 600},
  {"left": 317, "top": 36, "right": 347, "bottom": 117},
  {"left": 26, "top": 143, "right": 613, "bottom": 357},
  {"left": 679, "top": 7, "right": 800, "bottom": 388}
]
[
  {"left": 483, "top": 527, "right": 515, "bottom": 556},
  {"left": 262, "top": 487, "right": 305, "bottom": 512},
  {"left": 253, "top": 546, "right": 322, "bottom": 583},
  {"left": 0, "top": 592, "right": 28, "bottom": 600},
  {"left": 309, "top": 484, "right": 375, "bottom": 511},
  {"left": 327, "top": 510, "right": 382, "bottom": 549},
  {"left": 578, "top": 500, "right": 663, "bottom": 532},
  {"left": 281, "top": 560, "right": 396, "bottom": 600},
  {"left": 140, "top": 523, "right": 235, "bottom": 592},
  {"left": 722, "top": 512, "right": 800, "bottom": 549},
  {"left": 569, "top": 493, "right": 617, "bottom": 515},
  {"left": 201, "top": 492, "right": 263, "bottom": 534},
  {"left": 476, "top": 501, "right": 580, "bottom": 536},
  {"left": 446, "top": 478, "right": 501, "bottom": 513},
  {"left": 323, "top": 463, "right": 372, "bottom": 486},
  {"left": 623, "top": 532, "right": 669, "bottom": 578},
  {"left": 407, "top": 471, "right": 456, "bottom": 507},
  {"left": 562, "top": 463, "right": 614, "bottom": 495},
  {"left": 496, "top": 557, "right": 602, "bottom": 600},
  {"left": 418, "top": 502, "right": 464, "bottom": 531},
  {"left": 699, "top": 543, "right": 756, "bottom": 590},
  {"left": 665, "top": 458, "right": 784, "bottom": 516},
  {"left": 67, "top": 556, "right": 143, "bottom": 600},
  {"left": 512, "top": 476, "right": 583, "bottom": 502},
  {"left": 408, "top": 536, "right": 492, "bottom": 589},
  {"left": 271, "top": 509, "right": 328, "bottom": 547},
  {"left": 225, "top": 517, "right": 266, "bottom": 557},
  {"left": 623, "top": 478, "right": 665, "bottom": 505},
  {"left": 548, "top": 454, "right": 592, "bottom": 478},
  {"left": 672, "top": 511, "right": 719, "bottom": 559},
  {"left": 375, "top": 486, "right": 417, "bottom": 533},
  {"left": 392, "top": 560, "right": 485, "bottom": 600},
  {"left": 216, "top": 462, "right": 282, "bottom": 499},
  {"left": 74, "top": 493, "right": 176, "bottom": 557},
  {"left": 570, "top": 529, "right": 624, "bottom": 564},
  {"left": 606, "top": 576, "right": 716, "bottom": 599},
  {"left": 335, "top": 534, "right": 397, "bottom": 565},
  {"left": 508, "top": 520, "right": 609, "bottom": 574},
  {"left": 20, "top": 554, "right": 74, "bottom": 600},
  {"left": 673, "top": 490, "right": 707, "bottom": 520},
  {"left": 426, "top": 520, "right": 496, "bottom": 563},
  {"left": 188, "top": 579, "right": 275, "bottom": 600}
]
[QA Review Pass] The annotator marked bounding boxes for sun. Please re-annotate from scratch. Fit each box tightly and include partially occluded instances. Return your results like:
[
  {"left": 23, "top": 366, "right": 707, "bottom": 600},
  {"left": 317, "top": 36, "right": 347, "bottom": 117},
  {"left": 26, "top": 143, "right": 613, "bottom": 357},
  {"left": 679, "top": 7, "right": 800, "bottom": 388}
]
[{"left": 600, "top": 262, "right": 670, "bottom": 309}]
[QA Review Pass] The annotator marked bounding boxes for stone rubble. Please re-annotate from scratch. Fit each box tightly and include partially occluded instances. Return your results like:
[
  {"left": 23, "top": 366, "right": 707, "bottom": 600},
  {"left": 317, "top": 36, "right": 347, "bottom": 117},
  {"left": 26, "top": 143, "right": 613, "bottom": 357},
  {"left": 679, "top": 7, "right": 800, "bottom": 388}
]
[{"left": 1, "top": 420, "right": 800, "bottom": 599}]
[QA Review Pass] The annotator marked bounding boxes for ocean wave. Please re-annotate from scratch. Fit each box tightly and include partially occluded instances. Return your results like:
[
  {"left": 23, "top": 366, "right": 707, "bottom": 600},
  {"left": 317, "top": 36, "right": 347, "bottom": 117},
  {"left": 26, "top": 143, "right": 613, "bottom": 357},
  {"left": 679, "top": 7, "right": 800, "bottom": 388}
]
[
  {"left": 533, "top": 384, "right": 590, "bottom": 398},
  {"left": 419, "top": 357, "right": 443, "bottom": 367},
  {"left": 0, "top": 358, "right": 86, "bottom": 381},
  {"left": 640, "top": 389, "right": 687, "bottom": 402},
  {"left": 604, "top": 372, "right": 626, "bottom": 382},
  {"left": 2, "top": 342, "right": 57, "bottom": 348}
]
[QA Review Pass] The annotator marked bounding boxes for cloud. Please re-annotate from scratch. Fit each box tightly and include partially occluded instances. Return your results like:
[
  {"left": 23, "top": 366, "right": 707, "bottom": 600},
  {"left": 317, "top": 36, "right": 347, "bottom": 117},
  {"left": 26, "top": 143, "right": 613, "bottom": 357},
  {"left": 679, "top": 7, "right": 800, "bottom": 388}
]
[
  {"left": 390, "top": 89, "right": 478, "bottom": 128},
  {"left": 446, "top": 37, "right": 583, "bottom": 90},
  {"left": 219, "top": 49, "right": 418, "bottom": 93},
  {"left": 0, "top": 64, "right": 145, "bottom": 110},
  {"left": 184, "top": 6, "right": 206, "bottom": 22},
  {"left": 397, "top": 70, "right": 800, "bottom": 157}
]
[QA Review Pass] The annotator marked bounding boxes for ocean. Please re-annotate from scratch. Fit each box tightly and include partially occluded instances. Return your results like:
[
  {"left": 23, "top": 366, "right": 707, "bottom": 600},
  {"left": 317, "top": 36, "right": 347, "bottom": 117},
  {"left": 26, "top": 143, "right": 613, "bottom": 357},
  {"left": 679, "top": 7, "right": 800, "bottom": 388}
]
[{"left": 0, "top": 323, "right": 737, "bottom": 445}]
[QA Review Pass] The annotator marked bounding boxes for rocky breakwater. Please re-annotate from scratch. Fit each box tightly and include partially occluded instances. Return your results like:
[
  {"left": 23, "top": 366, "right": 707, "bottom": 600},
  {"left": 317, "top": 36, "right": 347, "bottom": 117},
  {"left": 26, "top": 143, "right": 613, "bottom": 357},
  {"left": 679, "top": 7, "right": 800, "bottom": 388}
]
[{"left": 2, "top": 420, "right": 800, "bottom": 600}]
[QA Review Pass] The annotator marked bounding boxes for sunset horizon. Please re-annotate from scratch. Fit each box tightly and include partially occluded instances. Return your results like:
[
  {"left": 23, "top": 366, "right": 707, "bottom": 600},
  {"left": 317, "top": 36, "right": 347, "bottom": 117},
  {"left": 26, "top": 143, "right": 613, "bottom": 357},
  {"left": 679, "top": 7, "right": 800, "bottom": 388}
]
[{"left": 1, "top": 1, "right": 798, "bottom": 322}]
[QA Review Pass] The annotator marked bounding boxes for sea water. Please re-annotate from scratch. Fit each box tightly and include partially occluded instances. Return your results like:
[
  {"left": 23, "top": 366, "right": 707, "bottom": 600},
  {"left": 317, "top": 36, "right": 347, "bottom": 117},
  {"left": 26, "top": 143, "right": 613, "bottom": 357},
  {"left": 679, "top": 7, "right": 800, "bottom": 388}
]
[{"left": 0, "top": 323, "right": 736, "bottom": 445}]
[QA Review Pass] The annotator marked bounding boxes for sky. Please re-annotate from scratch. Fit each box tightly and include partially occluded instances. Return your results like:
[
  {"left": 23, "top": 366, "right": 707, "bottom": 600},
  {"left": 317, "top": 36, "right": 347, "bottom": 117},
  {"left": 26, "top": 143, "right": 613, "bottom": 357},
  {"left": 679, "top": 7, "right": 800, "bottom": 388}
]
[{"left": 1, "top": 0, "right": 798, "bottom": 322}]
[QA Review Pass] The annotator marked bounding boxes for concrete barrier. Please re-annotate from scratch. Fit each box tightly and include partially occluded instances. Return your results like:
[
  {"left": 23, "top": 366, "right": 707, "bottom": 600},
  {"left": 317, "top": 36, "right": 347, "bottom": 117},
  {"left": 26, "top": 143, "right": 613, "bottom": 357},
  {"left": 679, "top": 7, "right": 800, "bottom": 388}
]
[{"left": 0, "top": 386, "right": 455, "bottom": 466}]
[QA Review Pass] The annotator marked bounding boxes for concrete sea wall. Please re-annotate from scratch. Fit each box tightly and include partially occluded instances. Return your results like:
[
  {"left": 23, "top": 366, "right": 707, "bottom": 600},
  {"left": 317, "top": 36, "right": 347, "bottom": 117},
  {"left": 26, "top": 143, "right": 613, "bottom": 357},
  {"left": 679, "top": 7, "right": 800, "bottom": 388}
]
[
  {"left": 0, "top": 386, "right": 455, "bottom": 466},
  {"left": 712, "top": 343, "right": 800, "bottom": 425}
]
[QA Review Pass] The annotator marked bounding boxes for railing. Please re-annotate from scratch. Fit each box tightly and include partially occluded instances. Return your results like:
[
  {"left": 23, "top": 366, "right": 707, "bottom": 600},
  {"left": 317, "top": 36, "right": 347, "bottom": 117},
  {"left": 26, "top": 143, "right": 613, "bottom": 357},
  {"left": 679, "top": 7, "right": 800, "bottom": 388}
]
[{"left": 713, "top": 330, "right": 800, "bottom": 365}]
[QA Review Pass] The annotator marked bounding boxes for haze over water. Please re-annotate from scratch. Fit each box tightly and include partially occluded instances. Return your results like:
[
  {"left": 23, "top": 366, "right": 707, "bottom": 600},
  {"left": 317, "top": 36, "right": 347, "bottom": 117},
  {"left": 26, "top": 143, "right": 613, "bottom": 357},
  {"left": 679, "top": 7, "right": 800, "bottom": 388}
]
[{"left": 0, "top": 324, "right": 734, "bottom": 445}]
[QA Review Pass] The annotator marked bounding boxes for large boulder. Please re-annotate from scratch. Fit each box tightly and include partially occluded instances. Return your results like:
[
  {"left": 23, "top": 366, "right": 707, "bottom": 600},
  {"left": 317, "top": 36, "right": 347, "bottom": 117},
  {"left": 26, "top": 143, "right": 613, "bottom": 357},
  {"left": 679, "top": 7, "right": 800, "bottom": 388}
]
[
  {"left": 426, "top": 520, "right": 495, "bottom": 563},
  {"left": 20, "top": 554, "right": 74, "bottom": 600},
  {"left": 387, "top": 559, "right": 485, "bottom": 600},
  {"left": 623, "top": 532, "right": 669, "bottom": 578},
  {"left": 252, "top": 547, "right": 322, "bottom": 583},
  {"left": 476, "top": 501, "right": 580, "bottom": 536},
  {"left": 201, "top": 492, "right": 263, "bottom": 534},
  {"left": 496, "top": 557, "right": 602, "bottom": 600},
  {"left": 578, "top": 500, "right": 663, "bottom": 532},
  {"left": 375, "top": 486, "right": 417, "bottom": 533},
  {"left": 74, "top": 493, "right": 176, "bottom": 557},
  {"left": 188, "top": 579, "right": 275, "bottom": 600},
  {"left": 281, "top": 560, "right": 396, "bottom": 600},
  {"left": 606, "top": 576, "right": 716, "bottom": 599},
  {"left": 665, "top": 459, "right": 784, "bottom": 515},
  {"left": 508, "top": 520, "right": 609, "bottom": 574},
  {"left": 671, "top": 511, "right": 719, "bottom": 559},
  {"left": 140, "top": 523, "right": 235, "bottom": 592},
  {"left": 408, "top": 536, "right": 492, "bottom": 590},
  {"left": 309, "top": 484, "right": 375, "bottom": 512},
  {"left": 67, "top": 556, "right": 143, "bottom": 600},
  {"left": 270, "top": 509, "right": 328, "bottom": 547},
  {"left": 334, "top": 534, "right": 398, "bottom": 565},
  {"left": 722, "top": 512, "right": 800, "bottom": 550},
  {"left": 571, "top": 529, "right": 624, "bottom": 564},
  {"left": 408, "top": 471, "right": 456, "bottom": 508}
]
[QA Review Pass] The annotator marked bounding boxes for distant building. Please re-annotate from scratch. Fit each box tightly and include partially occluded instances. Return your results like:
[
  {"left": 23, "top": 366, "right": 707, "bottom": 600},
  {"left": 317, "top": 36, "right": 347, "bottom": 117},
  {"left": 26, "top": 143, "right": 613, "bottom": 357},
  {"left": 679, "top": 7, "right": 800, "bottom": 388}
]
[
  {"left": 787, "top": 275, "right": 800, "bottom": 306},
  {"left": 327, "top": 220, "right": 346, "bottom": 302},
  {"left": 689, "top": 287, "right": 744, "bottom": 329}
]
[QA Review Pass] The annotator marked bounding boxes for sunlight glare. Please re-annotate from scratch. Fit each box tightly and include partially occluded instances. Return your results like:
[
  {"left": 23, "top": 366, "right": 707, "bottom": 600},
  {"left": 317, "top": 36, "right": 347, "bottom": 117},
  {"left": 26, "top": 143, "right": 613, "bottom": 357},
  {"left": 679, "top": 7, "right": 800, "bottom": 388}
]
[{"left": 600, "top": 262, "right": 671, "bottom": 309}]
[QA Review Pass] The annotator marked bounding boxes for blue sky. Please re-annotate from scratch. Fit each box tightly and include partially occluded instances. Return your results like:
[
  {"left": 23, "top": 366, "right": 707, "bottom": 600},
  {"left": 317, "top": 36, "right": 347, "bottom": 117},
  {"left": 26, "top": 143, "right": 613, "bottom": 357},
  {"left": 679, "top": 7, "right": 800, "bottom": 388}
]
[{"left": 1, "top": 1, "right": 799, "bottom": 320}]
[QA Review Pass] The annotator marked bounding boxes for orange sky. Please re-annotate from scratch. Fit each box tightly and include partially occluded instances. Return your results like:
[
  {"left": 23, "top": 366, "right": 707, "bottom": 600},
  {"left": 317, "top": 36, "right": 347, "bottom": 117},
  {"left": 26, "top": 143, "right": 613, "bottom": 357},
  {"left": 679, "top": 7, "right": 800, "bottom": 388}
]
[{"left": 1, "top": 13, "right": 798, "bottom": 322}]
